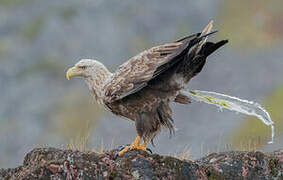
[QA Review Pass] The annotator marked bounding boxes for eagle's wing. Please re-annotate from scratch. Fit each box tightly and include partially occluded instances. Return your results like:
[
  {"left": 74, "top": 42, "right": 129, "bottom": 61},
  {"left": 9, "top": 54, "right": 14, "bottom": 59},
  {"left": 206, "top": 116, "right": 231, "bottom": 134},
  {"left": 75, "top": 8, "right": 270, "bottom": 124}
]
[
  {"left": 103, "top": 33, "right": 199, "bottom": 102},
  {"left": 104, "top": 30, "right": 216, "bottom": 102}
]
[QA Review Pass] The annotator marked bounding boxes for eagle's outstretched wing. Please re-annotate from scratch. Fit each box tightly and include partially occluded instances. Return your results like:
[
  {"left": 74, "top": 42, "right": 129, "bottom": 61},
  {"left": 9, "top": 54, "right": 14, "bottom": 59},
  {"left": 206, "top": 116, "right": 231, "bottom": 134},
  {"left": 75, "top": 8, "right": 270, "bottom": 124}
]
[
  {"left": 103, "top": 34, "right": 197, "bottom": 102},
  {"left": 104, "top": 25, "right": 216, "bottom": 102}
]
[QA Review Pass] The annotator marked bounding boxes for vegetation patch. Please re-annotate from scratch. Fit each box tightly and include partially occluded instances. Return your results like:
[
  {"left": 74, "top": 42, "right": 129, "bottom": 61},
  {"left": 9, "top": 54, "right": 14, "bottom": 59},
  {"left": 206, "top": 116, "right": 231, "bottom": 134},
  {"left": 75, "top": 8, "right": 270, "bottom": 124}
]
[
  {"left": 21, "top": 16, "right": 45, "bottom": 41},
  {"left": 230, "top": 85, "right": 283, "bottom": 150},
  {"left": 0, "top": 0, "right": 34, "bottom": 7}
]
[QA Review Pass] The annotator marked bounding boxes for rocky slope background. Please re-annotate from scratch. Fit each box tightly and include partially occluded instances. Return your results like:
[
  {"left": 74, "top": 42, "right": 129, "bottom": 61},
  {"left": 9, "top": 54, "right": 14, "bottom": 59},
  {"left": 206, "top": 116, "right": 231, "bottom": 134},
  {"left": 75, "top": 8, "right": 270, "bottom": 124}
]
[{"left": 0, "top": 148, "right": 282, "bottom": 179}]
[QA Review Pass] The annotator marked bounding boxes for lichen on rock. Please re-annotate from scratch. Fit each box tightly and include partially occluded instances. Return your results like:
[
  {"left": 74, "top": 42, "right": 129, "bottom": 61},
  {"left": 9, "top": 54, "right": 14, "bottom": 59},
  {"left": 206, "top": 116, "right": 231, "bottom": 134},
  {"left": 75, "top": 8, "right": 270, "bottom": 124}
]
[{"left": 0, "top": 148, "right": 282, "bottom": 179}]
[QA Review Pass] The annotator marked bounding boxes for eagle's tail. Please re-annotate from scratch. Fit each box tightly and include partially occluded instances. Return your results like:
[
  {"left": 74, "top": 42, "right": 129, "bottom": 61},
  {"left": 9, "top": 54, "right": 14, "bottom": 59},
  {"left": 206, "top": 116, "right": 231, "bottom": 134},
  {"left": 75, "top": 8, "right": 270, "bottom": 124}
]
[
  {"left": 190, "top": 40, "right": 228, "bottom": 76},
  {"left": 189, "top": 20, "right": 228, "bottom": 76},
  {"left": 176, "top": 21, "right": 228, "bottom": 82},
  {"left": 200, "top": 40, "right": 229, "bottom": 57},
  {"left": 177, "top": 38, "right": 228, "bottom": 83}
]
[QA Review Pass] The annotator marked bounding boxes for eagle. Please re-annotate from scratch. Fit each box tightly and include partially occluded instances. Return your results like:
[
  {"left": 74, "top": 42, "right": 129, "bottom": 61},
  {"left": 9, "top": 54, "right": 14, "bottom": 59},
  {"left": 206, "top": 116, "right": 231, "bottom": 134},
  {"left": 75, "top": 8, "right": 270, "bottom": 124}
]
[{"left": 66, "top": 21, "right": 228, "bottom": 156}]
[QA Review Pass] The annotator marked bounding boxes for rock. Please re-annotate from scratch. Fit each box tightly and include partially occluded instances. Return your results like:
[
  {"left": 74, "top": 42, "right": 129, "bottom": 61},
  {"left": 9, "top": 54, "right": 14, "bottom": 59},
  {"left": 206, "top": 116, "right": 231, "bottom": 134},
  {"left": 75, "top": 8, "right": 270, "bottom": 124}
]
[{"left": 0, "top": 148, "right": 282, "bottom": 179}]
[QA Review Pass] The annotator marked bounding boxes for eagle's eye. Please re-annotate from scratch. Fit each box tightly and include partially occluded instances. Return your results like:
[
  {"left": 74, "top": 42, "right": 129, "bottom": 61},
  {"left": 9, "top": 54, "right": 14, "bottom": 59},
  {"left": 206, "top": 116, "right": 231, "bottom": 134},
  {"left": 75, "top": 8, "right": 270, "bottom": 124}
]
[{"left": 79, "top": 66, "right": 87, "bottom": 70}]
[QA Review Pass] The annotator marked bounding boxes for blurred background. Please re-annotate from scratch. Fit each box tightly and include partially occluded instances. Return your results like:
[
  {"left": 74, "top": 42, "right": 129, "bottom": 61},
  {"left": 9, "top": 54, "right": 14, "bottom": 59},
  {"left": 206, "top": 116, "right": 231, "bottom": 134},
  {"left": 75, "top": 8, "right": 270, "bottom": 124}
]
[{"left": 0, "top": 0, "right": 282, "bottom": 168}]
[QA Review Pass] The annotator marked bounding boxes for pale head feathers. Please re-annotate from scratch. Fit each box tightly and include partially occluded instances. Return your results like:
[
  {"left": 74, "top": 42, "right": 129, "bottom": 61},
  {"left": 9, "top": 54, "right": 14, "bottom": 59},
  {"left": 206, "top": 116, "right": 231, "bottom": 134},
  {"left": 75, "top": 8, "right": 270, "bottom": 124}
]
[
  {"left": 74, "top": 59, "right": 112, "bottom": 103},
  {"left": 74, "top": 59, "right": 111, "bottom": 77}
]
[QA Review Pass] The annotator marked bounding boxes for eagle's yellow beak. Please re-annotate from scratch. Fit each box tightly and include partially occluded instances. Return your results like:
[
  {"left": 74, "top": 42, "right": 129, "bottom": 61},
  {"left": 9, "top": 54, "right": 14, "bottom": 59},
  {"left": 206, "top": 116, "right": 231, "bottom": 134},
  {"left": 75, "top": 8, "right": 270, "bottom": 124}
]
[{"left": 66, "top": 66, "right": 82, "bottom": 80}]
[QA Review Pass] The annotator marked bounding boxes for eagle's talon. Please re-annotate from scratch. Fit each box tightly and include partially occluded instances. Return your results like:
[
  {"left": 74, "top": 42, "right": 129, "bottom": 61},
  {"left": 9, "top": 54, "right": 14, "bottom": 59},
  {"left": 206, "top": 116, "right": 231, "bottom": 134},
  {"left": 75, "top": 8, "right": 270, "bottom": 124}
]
[
  {"left": 117, "top": 146, "right": 123, "bottom": 151},
  {"left": 113, "top": 152, "right": 119, "bottom": 159},
  {"left": 118, "top": 136, "right": 149, "bottom": 156},
  {"left": 118, "top": 145, "right": 131, "bottom": 156},
  {"left": 118, "top": 144, "right": 130, "bottom": 151},
  {"left": 118, "top": 145, "right": 148, "bottom": 156},
  {"left": 146, "top": 148, "right": 152, "bottom": 154}
]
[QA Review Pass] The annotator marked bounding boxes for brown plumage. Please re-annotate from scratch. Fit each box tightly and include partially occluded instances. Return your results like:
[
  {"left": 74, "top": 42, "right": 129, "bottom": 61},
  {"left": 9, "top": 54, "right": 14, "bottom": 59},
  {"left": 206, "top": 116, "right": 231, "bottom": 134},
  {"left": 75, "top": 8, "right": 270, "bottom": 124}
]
[{"left": 66, "top": 21, "right": 228, "bottom": 155}]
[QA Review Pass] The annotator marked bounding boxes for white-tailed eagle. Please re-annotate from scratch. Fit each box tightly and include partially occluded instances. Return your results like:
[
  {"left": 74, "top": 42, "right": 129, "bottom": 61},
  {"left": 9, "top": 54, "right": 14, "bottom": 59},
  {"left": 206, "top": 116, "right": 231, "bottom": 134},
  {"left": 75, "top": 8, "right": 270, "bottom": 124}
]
[{"left": 66, "top": 21, "right": 229, "bottom": 155}]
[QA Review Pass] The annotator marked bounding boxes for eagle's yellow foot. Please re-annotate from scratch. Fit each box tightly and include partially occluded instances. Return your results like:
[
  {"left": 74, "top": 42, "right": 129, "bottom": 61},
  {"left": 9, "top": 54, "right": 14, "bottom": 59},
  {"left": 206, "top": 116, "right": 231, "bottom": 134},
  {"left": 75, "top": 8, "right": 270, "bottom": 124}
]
[{"left": 118, "top": 136, "right": 148, "bottom": 156}]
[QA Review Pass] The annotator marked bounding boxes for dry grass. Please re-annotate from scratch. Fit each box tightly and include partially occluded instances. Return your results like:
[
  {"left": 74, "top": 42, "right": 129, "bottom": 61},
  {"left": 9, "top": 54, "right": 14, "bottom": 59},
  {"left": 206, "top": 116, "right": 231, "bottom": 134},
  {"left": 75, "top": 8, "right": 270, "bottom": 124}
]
[
  {"left": 67, "top": 139, "right": 105, "bottom": 154},
  {"left": 66, "top": 119, "right": 104, "bottom": 153},
  {"left": 67, "top": 123, "right": 90, "bottom": 152},
  {"left": 234, "top": 137, "right": 264, "bottom": 151},
  {"left": 67, "top": 137, "right": 264, "bottom": 160},
  {"left": 67, "top": 135, "right": 89, "bottom": 152},
  {"left": 173, "top": 146, "right": 191, "bottom": 161},
  {"left": 67, "top": 120, "right": 105, "bottom": 154},
  {"left": 172, "top": 138, "right": 264, "bottom": 162}
]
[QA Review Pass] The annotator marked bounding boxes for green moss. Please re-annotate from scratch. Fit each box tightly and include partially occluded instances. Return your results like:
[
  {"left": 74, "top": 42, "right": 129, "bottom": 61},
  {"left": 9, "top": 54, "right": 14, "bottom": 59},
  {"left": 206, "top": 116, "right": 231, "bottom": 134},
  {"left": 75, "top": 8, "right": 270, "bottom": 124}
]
[{"left": 21, "top": 16, "right": 45, "bottom": 41}]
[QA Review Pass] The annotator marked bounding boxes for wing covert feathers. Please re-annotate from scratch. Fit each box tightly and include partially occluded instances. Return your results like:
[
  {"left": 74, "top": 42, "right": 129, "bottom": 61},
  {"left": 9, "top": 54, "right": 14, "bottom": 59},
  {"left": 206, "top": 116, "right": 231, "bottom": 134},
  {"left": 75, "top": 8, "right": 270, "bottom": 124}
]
[
  {"left": 104, "top": 21, "right": 218, "bottom": 102},
  {"left": 104, "top": 41, "right": 191, "bottom": 102}
]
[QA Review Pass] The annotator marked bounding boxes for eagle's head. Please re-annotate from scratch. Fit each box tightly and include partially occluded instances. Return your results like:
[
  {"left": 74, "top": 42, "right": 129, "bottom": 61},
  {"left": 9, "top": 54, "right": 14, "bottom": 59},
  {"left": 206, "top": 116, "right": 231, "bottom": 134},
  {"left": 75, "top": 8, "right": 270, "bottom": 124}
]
[
  {"left": 66, "top": 59, "right": 109, "bottom": 80},
  {"left": 66, "top": 59, "right": 112, "bottom": 103}
]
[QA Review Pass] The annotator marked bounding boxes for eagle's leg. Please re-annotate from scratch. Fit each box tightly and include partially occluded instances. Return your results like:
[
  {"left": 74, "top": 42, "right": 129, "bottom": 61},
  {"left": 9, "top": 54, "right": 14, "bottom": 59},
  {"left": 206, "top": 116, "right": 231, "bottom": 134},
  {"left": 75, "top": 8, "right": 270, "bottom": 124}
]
[{"left": 118, "top": 136, "right": 148, "bottom": 156}]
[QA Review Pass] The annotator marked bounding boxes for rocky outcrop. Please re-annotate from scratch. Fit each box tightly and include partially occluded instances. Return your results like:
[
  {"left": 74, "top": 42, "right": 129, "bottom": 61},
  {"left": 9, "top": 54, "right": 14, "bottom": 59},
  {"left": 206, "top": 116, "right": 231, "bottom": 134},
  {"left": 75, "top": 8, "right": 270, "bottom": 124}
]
[{"left": 0, "top": 148, "right": 282, "bottom": 179}]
